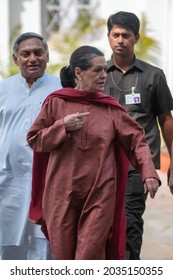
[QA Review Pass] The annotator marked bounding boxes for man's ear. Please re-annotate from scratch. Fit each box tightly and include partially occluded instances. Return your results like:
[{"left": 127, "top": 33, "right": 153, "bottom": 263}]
[
  {"left": 47, "top": 53, "right": 49, "bottom": 63},
  {"left": 12, "top": 54, "right": 19, "bottom": 66},
  {"left": 135, "top": 33, "right": 140, "bottom": 44}
]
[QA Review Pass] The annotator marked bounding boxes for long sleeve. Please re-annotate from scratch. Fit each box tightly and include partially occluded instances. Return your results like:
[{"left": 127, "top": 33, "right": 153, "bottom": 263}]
[
  {"left": 27, "top": 99, "right": 68, "bottom": 152},
  {"left": 113, "top": 108, "right": 160, "bottom": 183}
]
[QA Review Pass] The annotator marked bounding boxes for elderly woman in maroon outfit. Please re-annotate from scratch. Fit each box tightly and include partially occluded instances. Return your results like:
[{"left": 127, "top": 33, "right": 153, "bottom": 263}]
[{"left": 27, "top": 46, "right": 160, "bottom": 260}]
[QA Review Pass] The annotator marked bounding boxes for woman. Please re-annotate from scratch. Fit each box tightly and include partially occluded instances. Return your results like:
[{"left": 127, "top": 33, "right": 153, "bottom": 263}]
[{"left": 27, "top": 45, "right": 160, "bottom": 260}]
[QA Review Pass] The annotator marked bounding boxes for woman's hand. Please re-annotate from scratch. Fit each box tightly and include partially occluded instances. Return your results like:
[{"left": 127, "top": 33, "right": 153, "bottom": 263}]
[
  {"left": 143, "top": 178, "right": 160, "bottom": 199},
  {"left": 64, "top": 112, "right": 90, "bottom": 132}
]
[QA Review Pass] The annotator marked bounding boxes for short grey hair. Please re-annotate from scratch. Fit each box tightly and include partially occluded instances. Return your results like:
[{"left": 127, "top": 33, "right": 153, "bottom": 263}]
[{"left": 13, "top": 32, "right": 49, "bottom": 55}]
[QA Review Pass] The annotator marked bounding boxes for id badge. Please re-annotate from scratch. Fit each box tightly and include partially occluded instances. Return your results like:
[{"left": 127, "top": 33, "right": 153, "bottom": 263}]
[{"left": 125, "top": 93, "right": 141, "bottom": 104}]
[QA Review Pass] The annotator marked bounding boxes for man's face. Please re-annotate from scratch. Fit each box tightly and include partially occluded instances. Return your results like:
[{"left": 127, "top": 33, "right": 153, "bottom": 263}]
[
  {"left": 107, "top": 24, "right": 140, "bottom": 57},
  {"left": 13, "top": 37, "right": 49, "bottom": 84}
]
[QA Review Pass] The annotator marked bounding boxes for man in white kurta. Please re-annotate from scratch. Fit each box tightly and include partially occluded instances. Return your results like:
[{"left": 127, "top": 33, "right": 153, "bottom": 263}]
[{"left": 0, "top": 32, "right": 61, "bottom": 259}]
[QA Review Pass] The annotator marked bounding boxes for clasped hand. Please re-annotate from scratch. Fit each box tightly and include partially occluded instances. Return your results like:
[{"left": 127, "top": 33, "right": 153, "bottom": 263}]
[
  {"left": 64, "top": 112, "right": 90, "bottom": 132},
  {"left": 144, "top": 178, "right": 160, "bottom": 199}
]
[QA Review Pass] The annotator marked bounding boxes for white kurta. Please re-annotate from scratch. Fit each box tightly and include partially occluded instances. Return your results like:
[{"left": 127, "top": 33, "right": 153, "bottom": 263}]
[{"left": 0, "top": 73, "right": 61, "bottom": 245}]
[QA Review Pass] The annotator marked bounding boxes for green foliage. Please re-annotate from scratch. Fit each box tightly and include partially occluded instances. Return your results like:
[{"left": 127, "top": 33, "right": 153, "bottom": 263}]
[
  {"left": 47, "top": 10, "right": 106, "bottom": 74},
  {"left": 6, "top": 63, "right": 20, "bottom": 76},
  {"left": 134, "top": 13, "right": 160, "bottom": 65},
  {"left": 48, "top": 12, "right": 160, "bottom": 74},
  {"left": 1, "top": 11, "right": 160, "bottom": 78}
]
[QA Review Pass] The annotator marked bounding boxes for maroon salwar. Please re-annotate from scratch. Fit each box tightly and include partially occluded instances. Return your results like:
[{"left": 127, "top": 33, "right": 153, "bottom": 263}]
[{"left": 27, "top": 88, "right": 160, "bottom": 260}]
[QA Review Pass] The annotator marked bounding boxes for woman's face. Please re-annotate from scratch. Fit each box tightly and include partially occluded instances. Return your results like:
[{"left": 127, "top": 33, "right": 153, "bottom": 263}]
[{"left": 75, "top": 56, "right": 107, "bottom": 93}]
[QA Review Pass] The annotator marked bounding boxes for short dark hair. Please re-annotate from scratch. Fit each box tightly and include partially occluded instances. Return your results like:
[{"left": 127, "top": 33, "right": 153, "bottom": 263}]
[
  {"left": 13, "top": 32, "right": 49, "bottom": 54},
  {"left": 107, "top": 11, "right": 140, "bottom": 36},
  {"left": 60, "top": 45, "right": 104, "bottom": 88}
]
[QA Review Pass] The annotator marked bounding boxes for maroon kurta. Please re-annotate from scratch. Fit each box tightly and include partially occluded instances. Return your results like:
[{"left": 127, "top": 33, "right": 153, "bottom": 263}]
[{"left": 27, "top": 88, "right": 160, "bottom": 260}]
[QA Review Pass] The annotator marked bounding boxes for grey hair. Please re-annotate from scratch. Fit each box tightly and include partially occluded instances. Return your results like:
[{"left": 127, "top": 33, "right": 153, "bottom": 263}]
[
  {"left": 69, "top": 45, "right": 104, "bottom": 71},
  {"left": 13, "top": 32, "right": 49, "bottom": 55}
]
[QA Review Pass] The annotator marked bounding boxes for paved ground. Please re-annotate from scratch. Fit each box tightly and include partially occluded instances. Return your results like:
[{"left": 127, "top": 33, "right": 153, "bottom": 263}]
[{"left": 141, "top": 170, "right": 173, "bottom": 260}]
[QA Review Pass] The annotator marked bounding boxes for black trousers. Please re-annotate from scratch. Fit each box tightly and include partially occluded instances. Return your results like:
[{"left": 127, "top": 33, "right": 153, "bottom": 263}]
[{"left": 125, "top": 169, "right": 147, "bottom": 260}]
